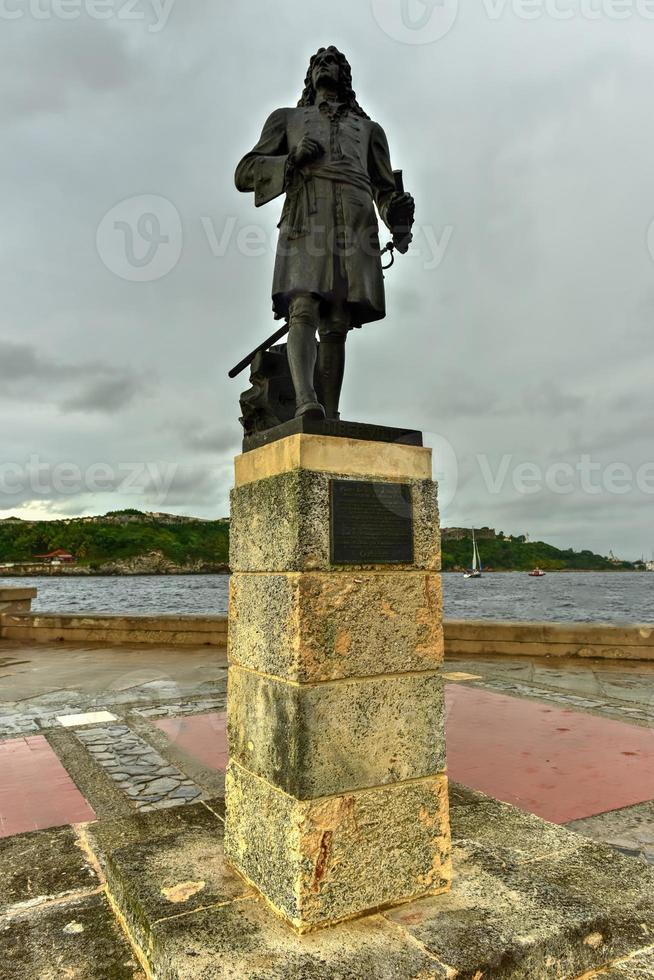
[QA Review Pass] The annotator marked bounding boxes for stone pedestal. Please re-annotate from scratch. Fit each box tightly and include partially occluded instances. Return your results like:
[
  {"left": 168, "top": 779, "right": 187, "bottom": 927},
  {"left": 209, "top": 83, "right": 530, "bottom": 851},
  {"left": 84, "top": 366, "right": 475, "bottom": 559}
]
[{"left": 224, "top": 431, "right": 451, "bottom": 932}]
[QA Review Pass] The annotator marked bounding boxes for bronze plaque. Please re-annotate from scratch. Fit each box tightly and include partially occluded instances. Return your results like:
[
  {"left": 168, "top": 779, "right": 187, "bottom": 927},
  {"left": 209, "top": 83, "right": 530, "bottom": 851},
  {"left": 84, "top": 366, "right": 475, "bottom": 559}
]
[{"left": 330, "top": 480, "right": 414, "bottom": 565}]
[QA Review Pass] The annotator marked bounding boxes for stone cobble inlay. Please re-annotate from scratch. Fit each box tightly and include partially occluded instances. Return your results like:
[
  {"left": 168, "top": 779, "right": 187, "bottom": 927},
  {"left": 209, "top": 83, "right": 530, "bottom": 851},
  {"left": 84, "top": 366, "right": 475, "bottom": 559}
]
[
  {"left": 135, "top": 697, "right": 226, "bottom": 719},
  {"left": 76, "top": 724, "right": 205, "bottom": 811}
]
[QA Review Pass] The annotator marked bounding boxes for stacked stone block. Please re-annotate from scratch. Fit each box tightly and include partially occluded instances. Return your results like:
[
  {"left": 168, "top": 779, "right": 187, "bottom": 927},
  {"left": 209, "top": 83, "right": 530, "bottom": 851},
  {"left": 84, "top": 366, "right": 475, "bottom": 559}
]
[{"left": 225, "top": 433, "right": 451, "bottom": 931}]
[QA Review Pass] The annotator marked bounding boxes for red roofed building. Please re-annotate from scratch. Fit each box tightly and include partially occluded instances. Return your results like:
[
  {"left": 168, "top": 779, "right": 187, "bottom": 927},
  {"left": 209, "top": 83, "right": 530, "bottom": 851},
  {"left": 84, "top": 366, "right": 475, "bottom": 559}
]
[{"left": 34, "top": 549, "right": 76, "bottom": 565}]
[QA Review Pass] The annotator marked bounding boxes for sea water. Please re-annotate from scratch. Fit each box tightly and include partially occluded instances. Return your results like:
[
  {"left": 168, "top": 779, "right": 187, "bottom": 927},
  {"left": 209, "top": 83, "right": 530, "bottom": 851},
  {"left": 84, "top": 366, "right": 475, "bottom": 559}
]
[{"left": 1, "top": 572, "right": 652, "bottom": 624}]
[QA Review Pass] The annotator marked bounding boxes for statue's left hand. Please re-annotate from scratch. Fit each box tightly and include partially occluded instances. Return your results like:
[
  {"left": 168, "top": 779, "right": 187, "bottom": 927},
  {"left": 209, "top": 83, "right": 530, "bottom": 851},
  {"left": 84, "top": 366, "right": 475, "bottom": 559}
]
[
  {"left": 388, "top": 192, "right": 415, "bottom": 254},
  {"left": 388, "top": 192, "right": 415, "bottom": 229}
]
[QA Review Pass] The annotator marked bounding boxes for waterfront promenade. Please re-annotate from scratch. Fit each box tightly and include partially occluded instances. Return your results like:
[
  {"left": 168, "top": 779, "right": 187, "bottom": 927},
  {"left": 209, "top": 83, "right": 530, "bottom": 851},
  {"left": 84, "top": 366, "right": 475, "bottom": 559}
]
[
  {"left": 2, "top": 636, "right": 653, "bottom": 849},
  {"left": 2, "top": 595, "right": 654, "bottom": 976}
]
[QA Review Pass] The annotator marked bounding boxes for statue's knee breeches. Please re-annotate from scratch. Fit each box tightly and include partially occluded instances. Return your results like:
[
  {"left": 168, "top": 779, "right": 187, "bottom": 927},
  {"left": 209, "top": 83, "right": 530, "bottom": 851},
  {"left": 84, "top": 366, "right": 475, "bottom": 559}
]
[
  {"left": 319, "top": 331, "right": 347, "bottom": 345},
  {"left": 319, "top": 308, "right": 351, "bottom": 343},
  {"left": 288, "top": 293, "right": 321, "bottom": 333},
  {"left": 288, "top": 294, "right": 350, "bottom": 345}
]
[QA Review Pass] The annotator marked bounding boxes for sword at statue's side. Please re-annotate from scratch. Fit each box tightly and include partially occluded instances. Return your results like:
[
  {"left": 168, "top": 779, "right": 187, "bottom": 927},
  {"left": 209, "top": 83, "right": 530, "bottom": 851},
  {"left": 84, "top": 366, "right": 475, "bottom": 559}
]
[
  {"left": 228, "top": 322, "right": 290, "bottom": 379},
  {"left": 228, "top": 169, "right": 414, "bottom": 380}
]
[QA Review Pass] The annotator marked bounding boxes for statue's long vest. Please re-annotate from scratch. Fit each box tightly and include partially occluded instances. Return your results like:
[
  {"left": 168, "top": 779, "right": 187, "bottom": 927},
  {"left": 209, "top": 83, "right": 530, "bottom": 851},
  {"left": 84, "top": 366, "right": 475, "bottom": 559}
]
[{"left": 235, "top": 103, "right": 397, "bottom": 326}]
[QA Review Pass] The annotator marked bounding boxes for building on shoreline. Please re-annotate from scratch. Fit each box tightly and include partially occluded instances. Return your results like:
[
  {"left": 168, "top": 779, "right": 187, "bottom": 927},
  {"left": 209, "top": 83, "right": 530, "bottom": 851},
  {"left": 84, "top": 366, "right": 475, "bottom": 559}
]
[{"left": 32, "top": 549, "right": 76, "bottom": 565}]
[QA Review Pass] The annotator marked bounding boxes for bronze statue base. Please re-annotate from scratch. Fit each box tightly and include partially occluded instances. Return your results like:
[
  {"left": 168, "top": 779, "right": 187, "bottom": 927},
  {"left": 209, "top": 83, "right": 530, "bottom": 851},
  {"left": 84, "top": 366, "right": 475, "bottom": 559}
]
[{"left": 242, "top": 416, "right": 423, "bottom": 453}]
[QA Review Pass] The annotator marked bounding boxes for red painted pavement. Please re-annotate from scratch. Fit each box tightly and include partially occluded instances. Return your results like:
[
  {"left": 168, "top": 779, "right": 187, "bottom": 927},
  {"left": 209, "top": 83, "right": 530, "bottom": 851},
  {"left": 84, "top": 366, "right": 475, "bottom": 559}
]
[
  {"left": 0, "top": 736, "right": 95, "bottom": 839},
  {"left": 157, "top": 691, "right": 654, "bottom": 825},
  {"left": 154, "top": 713, "right": 228, "bottom": 772},
  {"left": 445, "top": 685, "right": 654, "bottom": 823}
]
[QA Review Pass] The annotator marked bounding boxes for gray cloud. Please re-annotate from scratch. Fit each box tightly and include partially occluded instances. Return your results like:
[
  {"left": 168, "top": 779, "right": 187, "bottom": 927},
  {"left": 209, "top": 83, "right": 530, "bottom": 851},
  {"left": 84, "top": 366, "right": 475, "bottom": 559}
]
[
  {"left": 0, "top": 341, "right": 151, "bottom": 413},
  {"left": 142, "top": 465, "right": 223, "bottom": 508},
  {"left": 174, "top": 420, "right": 242, "bottom": 456},
  {"left": 521, "top": 382, "right": 584, "bottom": 417},
  {"left": 0, "top": 17, "right": 144, "bottom": 122},
  {"left": 0, "top": 341, "right": 82, "bottom": 382},
  {"left": 60, "top": 376, "right": 152, "bottom": 414}
]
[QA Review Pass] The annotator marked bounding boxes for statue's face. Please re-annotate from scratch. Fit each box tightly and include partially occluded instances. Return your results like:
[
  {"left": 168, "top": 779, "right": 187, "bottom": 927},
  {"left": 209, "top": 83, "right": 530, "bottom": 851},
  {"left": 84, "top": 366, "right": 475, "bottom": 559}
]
[{"left": 311, "top": 49, "right": 340, "bottom": 91}]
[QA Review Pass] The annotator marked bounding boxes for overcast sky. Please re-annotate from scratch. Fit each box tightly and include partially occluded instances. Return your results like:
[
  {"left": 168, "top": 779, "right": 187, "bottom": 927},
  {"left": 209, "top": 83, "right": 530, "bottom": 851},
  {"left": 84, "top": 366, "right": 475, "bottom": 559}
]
[{"left": 1, "top": 0, "right": 652, "bottom": 558}]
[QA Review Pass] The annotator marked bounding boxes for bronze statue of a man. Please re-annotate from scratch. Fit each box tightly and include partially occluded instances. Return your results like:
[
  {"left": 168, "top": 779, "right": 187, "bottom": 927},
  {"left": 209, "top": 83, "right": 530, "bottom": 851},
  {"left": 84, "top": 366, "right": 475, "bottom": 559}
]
[{"left": 235, "top": 46, "right": 414, "bottom": 421}]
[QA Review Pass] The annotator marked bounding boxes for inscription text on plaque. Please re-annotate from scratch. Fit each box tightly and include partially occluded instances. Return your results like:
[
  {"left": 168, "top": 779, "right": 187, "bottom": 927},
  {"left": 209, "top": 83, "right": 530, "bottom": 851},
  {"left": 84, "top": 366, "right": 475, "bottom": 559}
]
[{"left": 330, "top": 480, "right": 414, "bottom": 565}]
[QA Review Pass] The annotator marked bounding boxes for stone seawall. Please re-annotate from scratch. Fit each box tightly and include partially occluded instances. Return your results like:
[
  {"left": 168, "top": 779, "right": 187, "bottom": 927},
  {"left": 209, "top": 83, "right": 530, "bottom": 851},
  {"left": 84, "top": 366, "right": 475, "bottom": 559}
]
[
  {"left": 0, "top": 612, "right": 227, "bottom": 646},
  {"left": 445, "top": 619, "right": 654, "bottom": 662},
  {"left": 0, "top": 587, "right": 37, "bottom": 614},
  {"left": 1, "top": 607, "right": 653, "bottom": 659}
]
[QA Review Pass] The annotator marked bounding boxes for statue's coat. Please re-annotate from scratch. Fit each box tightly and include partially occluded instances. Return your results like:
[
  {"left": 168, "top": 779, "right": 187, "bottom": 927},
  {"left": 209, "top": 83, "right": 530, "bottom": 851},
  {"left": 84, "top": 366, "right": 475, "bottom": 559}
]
[{"left": 235, "top": 103, "right": 397, "bottom": 326}]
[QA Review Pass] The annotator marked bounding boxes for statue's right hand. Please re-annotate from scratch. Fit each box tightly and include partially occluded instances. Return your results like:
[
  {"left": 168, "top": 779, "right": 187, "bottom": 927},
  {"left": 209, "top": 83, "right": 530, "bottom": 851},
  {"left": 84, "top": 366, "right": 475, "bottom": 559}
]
[{"left": 291, "top": 137, "right": 324, "bottom": 169}]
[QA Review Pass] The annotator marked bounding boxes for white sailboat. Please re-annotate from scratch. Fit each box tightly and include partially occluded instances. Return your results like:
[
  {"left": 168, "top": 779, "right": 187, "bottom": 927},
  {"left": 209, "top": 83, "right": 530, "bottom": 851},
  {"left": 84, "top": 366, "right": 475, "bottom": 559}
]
[{"left": 463, "top": 529, "right": 482, "bottom": 579}]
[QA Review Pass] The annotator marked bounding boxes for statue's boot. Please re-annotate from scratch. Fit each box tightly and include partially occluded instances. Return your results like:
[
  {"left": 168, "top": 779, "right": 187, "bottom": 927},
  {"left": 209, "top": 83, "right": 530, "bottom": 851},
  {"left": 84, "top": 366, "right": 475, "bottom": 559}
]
[
  {"left": 287, "top": 319, "right": 325, "bottom": 420},
  {"left": 317, "top": 338, "right": 345, "bottom": 420}
]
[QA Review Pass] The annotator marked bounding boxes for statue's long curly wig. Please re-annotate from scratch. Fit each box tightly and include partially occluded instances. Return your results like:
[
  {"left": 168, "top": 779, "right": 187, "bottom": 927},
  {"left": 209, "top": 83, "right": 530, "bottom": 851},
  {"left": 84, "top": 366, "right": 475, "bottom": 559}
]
[{"left": 298, "top": 46, "right": 369, "bottom": 119}]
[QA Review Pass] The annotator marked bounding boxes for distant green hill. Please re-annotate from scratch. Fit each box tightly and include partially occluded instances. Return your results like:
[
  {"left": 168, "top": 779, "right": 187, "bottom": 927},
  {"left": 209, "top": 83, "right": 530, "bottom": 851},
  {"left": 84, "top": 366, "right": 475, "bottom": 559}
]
[
  {"left": 0, "top": 511, "right": 229, "bottom": 570},
  {"left": 441, "top": 533, "right": 633, "bottom": 572},
  {"left": 0, "top": 511, "right": 634, "bottom": 573}
]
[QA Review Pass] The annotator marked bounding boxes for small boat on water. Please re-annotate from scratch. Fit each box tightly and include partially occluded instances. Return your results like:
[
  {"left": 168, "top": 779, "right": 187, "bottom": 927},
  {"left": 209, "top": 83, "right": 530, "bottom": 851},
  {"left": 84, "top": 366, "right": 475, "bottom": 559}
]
[
  {"left": 529, "top": 568, "right": 546, "bottom": 578},
  {"left": 463, "top": 529, "right": 482, "bottom": 579}
]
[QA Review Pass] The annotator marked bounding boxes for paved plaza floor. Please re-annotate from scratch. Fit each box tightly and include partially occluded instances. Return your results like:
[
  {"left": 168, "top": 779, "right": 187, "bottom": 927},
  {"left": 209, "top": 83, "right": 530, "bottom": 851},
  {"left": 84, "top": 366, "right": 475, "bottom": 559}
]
[
  {"left": 1, "top": 640, "right": 653, "bottom": 976},
  {"left": 1, "top": 642, "right": 653, "bottom": 854}
]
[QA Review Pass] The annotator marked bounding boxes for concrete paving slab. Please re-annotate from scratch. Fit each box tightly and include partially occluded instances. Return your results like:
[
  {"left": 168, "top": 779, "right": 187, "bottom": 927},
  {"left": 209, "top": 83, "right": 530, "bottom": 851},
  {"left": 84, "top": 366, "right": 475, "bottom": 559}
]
[
  {"left": 385, "top": 843, "right": 614, "bottom": 979},
  {"left": 150, "top": 691, "right": 654, "bottom": 833},
  {"left": 150, "top": 899, "right": 447, "bottom": 979},
  {"left": 0, "top": 642, "right": 227, "bottom": 705},
  {"left": 384, "top": 805, "right": 654, "bottom": 977},
  {"left": 0, "top": 893, "right": 144, "bottom": 980},
  {"left": 567, "top": 801, "right": 654, "bottom": 866},
  {"left": 526, "top": 837, "right": 654, "bottom": 932},
  {"left": 102, "top": 807, "right": 253, "bottom": 956},
  {"left": 451, "top": 795, "right": 583, "bottom": 864},
  {"left": 87, "top": 797, "right": 226, "bottom": 859},
  {"left": 57, "top": 710, "right": 118, "bottom": 727},
  {"left": 0, "top": 824, "right": 98, "bottom": 914}
]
